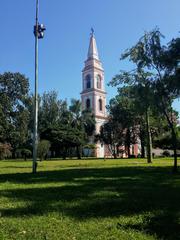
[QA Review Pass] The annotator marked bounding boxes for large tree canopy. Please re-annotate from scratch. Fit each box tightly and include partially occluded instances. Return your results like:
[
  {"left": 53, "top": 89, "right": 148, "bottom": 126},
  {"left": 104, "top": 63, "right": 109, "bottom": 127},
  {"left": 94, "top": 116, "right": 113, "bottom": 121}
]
[
  {"left": 110, "top": 29, "right": 180, "bottom": 171},
  {"left": 0, "top": 72, "right": 30, "bottom": 154}
]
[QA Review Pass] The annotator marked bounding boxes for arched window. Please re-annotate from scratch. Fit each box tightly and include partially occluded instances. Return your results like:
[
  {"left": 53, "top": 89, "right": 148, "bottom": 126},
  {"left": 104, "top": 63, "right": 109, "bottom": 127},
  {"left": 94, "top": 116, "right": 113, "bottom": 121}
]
[
  {"left": 96, "top": 75, "right": 101, "bottom": 89},
  {"left": 86, "top": 99, "right": 91, "bottom": 109},
  {"left": 86, "top": 75, "right": 91, "bottom": 89},
  {"left": 99, "top": 99, "right": 103, "bottom": 111}
]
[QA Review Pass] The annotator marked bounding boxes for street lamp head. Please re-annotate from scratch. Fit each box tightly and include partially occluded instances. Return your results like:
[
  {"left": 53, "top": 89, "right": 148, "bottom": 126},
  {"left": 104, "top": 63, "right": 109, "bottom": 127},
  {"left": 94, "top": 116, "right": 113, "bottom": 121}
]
[
  {"left": 34, "top": 23, "right": 46, "bottom": 39},
  {"left": 38, "top": 24, "right": 46, "bottom": 39},
  {"left": 39, "top": 24, "right": 46, "bottom": 32}
]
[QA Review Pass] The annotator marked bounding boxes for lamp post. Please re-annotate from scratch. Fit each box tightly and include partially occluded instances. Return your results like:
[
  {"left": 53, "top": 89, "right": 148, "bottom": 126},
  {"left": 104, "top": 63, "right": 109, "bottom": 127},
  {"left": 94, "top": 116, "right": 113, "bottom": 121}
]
[{"left": 33, "top": 0, "right": 46, "bottom": 173}]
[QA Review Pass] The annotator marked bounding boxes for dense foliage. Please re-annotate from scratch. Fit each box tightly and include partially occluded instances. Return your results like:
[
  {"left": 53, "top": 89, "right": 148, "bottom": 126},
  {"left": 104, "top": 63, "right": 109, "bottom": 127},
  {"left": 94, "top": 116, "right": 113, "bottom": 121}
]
[
  {"left": 108, "top": 28, "right": 180, "bottom": 171},
  {"left": 0, "top": 75, "right": 95, "bottom": 160}
]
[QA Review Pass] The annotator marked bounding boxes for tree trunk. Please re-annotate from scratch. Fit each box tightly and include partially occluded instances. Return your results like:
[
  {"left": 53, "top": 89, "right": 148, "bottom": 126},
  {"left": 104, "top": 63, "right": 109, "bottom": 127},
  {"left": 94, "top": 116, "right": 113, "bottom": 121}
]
[
  {"left": 140, "top": 129, "right": 145, "bottom": 158},
  {"left": 113, "top": 148, "right": 117, "bottom": 159},
  {"left": 127, "top": 145, "right": 130, "bottom": 158},
  {"left": 146, "top": 108, "right": 152, "bottom": 163},
  {"left": 63, "top": 147, "right": 67, "bottom": 160},
  {"left": 76, "top": 146, "right": 81, "bottom": 159},
  {"left": 141, "top": 144, "right": 145, "bottom": 158},
  {"left": 116, "top": 145, "right": 120, "bottom": 158},
  {"left": 12, "top": 150, "right": 16, "bottom": 159},
  {"left": 171, "top": 126, "right": 178, "bottom": 173},
  {"left": 141, "top": 145, "right": 145, "bottom": 158},
  {"left": 162, "top": 106, "right": 178, "bottom": 173},
  {"left": 126, "top": 128, "right": 131, "bottom": 158}
]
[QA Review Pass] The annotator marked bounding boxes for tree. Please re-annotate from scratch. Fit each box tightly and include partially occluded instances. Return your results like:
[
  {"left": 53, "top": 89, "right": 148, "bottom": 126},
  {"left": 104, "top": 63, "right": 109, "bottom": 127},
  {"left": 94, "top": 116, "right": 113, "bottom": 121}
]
[
  {"left": 39, "top": 91, "right": 68, "bottom": 133},
  {"left": 110, "top": 95, "right": 138, "bottom": 158},
  {"left": 110, "top": 72, "right": 155, "bottom": 163},
  {"left": 38, "top": 91, "right": 72, "bottom": 158},
  {"left": 116, "top": 85, "right": 169, "bottom": 159},
  {"left": 98, "top": 119, "right": 124, "bottom": 159},
  {"left": 166, "top": 37, "right": 180, "bottom": 94},
  {"left": 153, "top": 125, "right": 180, "bottom": 150},
  {"left": 0, "top": 143, "right": 11, "bottom": 160},
  {"left": 15, "top": 148, "right": 32, "bottom": 160},
  {"left": 110, "top": 29, "right": 180, "bottom": 172},
  {"left": 40, "top": 98, "right": 95, "bottom": 159},
  {"left": 69, "top": 99, "right": 95, "bottom": 159},
  {"left": 98, "top": 90, "right": 139, "bottom": 159},
  {"left": 0, "top": 72, "right": 30, "bottom": 156},
  {"left": 41, "top": 125, "right": 85, "bottom": 159},
  {"left": 37, "top": 140, "right": 51, "bottom": 161}
]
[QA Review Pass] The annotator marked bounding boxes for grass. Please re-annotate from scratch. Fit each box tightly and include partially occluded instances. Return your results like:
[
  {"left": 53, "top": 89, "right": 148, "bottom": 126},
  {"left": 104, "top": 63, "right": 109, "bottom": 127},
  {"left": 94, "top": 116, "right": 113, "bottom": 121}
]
[{"left": 0, "top": 158, "right": 180, "bottom": 240}]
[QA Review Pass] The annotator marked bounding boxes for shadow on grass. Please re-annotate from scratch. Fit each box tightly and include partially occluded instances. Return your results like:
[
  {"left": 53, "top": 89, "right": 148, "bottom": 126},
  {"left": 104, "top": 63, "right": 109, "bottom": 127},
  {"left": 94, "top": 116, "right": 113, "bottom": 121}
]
[
  {"left": 0, "top": 166, "right": 180, "bottom": 239},
  {"left": 117, "top": 212, "right": 180, "bottom": 240}
]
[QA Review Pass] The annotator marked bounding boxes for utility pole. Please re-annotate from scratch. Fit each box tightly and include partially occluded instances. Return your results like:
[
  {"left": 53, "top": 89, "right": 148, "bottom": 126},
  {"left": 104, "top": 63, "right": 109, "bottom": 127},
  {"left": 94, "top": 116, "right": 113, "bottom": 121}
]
[{"left": 32, "top": 0, "right": 46, "bottom": 173}]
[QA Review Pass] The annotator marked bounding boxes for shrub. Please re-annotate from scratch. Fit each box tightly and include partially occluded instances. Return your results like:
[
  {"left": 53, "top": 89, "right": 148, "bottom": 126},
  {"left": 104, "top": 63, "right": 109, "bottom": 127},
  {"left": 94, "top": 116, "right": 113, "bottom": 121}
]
[
  {"left": 0, "top": 143, "right": 12, "bottom": 160},
  {"left": 37, "top": 140, "right": 51, "bottom": 161},
  {"left": 16, "top": 148, "right": 32, "bottom": 160},
  {"left": 162, "top": 150, "right": 171, "bottom": 157}
]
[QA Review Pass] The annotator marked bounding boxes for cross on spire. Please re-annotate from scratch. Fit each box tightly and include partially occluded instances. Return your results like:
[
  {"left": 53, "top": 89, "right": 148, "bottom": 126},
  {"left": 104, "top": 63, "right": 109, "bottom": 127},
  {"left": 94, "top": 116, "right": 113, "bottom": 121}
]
[{"left": 91, "top": 27, "right": 94, "bottom": 36}]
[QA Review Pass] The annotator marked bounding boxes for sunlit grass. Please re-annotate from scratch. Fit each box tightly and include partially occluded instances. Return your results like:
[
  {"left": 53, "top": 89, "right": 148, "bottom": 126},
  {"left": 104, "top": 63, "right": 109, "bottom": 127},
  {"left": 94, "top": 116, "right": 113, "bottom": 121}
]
[{"left": 0, "top": 158, "right": 180, "bottom": 240}]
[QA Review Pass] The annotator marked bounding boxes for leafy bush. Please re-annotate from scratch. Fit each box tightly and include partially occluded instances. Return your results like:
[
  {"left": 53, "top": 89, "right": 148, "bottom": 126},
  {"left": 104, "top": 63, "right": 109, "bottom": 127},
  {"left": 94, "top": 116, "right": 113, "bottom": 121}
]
[
  {"left": 37, "top": 140, "right": 51, "bottom": 161},
  {"left": 16, "top": 148, "right": 32, "bottom": 160},
  {"left": 162, "top": 150, "right": 170, "bottom": 157},
  {"left": 0, "top": 143, "right": 12, "bottom": 160}
]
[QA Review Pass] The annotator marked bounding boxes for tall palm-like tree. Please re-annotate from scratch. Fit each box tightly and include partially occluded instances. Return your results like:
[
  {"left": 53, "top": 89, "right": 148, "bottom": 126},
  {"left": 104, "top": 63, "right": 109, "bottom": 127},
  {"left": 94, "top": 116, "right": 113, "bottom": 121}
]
[{"left": 69, "top": 99, "right": 95, "bottom": 158}]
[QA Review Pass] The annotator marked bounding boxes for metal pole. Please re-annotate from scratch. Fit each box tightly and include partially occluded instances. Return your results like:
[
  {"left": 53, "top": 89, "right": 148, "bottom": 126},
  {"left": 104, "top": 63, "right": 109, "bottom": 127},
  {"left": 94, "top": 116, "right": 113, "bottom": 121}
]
[{"left": 33, "top": 0, "right": 39, "bottom": 173}]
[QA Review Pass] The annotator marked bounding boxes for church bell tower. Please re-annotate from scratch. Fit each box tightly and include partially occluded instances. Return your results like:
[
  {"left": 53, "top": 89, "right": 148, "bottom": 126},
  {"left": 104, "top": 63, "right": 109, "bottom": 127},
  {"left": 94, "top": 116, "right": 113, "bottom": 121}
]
[{"left": 81, "top": 30, "right": 107, "bottom": 157}]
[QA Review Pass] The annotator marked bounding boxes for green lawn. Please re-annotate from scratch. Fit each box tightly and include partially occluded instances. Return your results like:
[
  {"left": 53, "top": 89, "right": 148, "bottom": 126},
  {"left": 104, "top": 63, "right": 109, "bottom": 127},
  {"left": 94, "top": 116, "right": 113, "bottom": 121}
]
[{"left": 0, "top": 158, "right": 180, "bottom": 240}]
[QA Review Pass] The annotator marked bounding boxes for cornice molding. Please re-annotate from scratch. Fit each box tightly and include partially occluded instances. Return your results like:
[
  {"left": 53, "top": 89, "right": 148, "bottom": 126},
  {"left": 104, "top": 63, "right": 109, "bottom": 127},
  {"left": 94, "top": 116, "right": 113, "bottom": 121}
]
[
  {"left": 82, "top": 65, "right": 104, "bottom": 73},
  {"left": 81, "top": 88, "right": 107, "bottom": 95},
  {"left": 95, "top": 115, "right": 108, "bottom": 120}
]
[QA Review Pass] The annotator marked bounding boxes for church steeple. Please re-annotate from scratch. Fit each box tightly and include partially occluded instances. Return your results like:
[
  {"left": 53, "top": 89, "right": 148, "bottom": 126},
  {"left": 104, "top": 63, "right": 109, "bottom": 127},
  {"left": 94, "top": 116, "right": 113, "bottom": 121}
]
[
  {"left": 81, "top": 30, "right": 107, "bottom": 158},
  {"left": 81, "top": 29, "right": 107, "bottom": 120},
  {"left": 87, "top": 29, "right": 99, "bottom": 60}
]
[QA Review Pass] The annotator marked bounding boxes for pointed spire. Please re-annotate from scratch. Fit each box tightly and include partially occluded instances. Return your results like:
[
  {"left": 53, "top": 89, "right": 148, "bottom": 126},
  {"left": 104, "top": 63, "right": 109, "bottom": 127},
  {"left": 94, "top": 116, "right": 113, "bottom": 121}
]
[{"left": 87, "top": 28, "right": 99, "bottom": 60}]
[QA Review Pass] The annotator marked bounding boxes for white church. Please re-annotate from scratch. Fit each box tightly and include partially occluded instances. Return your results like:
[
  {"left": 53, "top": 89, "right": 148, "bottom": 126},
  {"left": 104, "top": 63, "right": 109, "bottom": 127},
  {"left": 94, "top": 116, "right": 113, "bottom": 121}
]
[
  {"left": 81, "top": 30, "right": 108, "bottom": 158},
  {"left": 81, "top": 30, "right": 139, "bottom": 158}
]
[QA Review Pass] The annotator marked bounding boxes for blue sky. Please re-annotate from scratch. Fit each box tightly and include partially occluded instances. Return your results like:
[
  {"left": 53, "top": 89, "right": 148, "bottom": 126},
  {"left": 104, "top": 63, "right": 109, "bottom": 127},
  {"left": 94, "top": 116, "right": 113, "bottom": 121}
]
[{"left": 0, "top": 0, "right": 179, "bottom": 113}]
